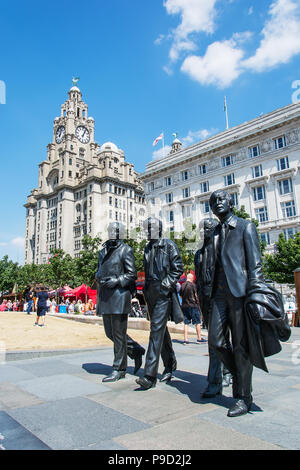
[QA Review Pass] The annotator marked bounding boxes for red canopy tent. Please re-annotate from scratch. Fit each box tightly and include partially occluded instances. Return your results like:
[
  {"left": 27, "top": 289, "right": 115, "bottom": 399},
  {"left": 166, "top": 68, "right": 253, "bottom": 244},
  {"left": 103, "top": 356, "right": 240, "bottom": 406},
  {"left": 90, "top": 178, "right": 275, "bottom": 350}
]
[{"left": 63, "top": 284, "right": 97, "bottom": 304}]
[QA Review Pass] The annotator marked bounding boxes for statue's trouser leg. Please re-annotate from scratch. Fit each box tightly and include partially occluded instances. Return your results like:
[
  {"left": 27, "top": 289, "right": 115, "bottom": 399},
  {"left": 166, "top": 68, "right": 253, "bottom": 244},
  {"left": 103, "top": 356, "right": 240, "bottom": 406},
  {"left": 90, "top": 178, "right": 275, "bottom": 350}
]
[
  {"left": 209, "top": 273, "right": 253, "bottom": 400},
  {"left": 144, "top": 283, "right": 175, "bottom": 379},
  {"left": 103, "top": 314, "right": 128, "bottom": 371}
]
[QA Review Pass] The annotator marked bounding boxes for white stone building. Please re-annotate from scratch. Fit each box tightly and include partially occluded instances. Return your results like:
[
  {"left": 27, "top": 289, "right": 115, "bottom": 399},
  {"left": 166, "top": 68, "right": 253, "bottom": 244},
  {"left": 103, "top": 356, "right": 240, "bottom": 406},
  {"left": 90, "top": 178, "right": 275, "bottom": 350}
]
[
  {"left": 24, "top": 85, "right": 146, "bottom": 264},
  {"left": 141, "top": 102, "right": 300, "bottom": 252}
]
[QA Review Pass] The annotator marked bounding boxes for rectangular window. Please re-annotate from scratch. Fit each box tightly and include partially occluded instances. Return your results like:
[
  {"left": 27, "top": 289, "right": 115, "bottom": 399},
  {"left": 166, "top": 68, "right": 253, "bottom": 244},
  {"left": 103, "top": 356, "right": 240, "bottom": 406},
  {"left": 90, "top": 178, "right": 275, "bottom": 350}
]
[
  {"left": 276, "top": 156, "right": 289, "bottom": 171},
  {"left": 181, "top": 170, "right": 189, "bottom": 181},
  {"left": 165, "top": 192, "right": 173, "bottom": 203},
  {"left": 249, "top": 145, "right": 260, "bottom": 158},
  {"left": 182, "top": 187, "right": 190, "bottom": 198},
  {"left": 274, "top": 135, "right": 286, "bottom": 150},
  {"left": 231, "top": 192, "right": 239, "bottom": 206},
  {"left": 281, "top": 200, "right": 296, "bottom": 218},
  {"left": 200, "top": 181, "right": 209, "bottom": 193},
  {"left": 222, "top": 155, "right": 233, "bottom": 167},
  {"left": 260, "top": 232, "right": 271, "bottom": 245},
  {"left": 251, "top": 164, "right": 263, "bottom": 178},
  {"left": 169, "top": 210, "right": 174, "bottom": 223},
  {"left": 255, "top": 206, "right": 268, "bottom": 223},
  {"left": 165, "top": 176, "right": 172, "bottom": 186},
  {"left": 109, "top": 184, "right": 112, "bottom": 193},
  {"left": 224, "top": 173, "right": 235, "bottom": 186},
  {"left": 202, "top": 200, "right": 210, "bottom": 214},
  {"left": 149, "top": 182, "right": 155, "bottom": 192},
  {"left": 283, "top": 228, "right": 298, "bottom": 240},
  {"left": 253, "top": 185, "right": 266, "bottom": 201},
  {"left": 278, "top": 178, "right": 293, "bottom": 195},
  {"left": 199, "top": 164, "right": 207, "bottom": 175}
]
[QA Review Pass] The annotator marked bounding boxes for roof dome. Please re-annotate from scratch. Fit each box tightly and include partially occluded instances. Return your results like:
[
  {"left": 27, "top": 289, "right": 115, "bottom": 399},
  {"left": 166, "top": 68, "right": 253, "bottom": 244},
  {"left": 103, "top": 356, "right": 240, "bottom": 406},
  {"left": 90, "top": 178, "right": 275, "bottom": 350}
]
[
  {"left": 101, "top": 141, "right": 119, "bottom": 152},
  {"left": 69, "top": 86, "right": 81, "bottom": 93}
]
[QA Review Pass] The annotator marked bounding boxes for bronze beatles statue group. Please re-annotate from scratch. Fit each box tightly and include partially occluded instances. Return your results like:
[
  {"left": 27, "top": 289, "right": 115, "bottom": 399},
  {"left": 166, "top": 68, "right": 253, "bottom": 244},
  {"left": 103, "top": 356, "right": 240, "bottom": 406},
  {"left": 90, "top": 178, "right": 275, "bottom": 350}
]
[{"left": 95, "top": 189, "right": 291, "bottom": 418}]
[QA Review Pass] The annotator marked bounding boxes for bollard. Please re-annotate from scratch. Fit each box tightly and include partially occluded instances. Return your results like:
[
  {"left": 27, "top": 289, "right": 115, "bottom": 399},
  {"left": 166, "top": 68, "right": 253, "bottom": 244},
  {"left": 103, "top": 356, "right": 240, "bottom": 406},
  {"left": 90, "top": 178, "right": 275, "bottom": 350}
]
[{"left": 294, "top": 268, "right": 300, "bottom": 327}]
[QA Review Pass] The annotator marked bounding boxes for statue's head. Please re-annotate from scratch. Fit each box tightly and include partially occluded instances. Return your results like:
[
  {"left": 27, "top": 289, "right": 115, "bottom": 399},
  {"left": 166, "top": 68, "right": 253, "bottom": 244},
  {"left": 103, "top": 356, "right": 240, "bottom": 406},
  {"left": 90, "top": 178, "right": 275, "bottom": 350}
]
[
  {"left": 143, "top": 217, "right": 163, "bottom": 240},
  {"left": 209, "top": 190, "right": 234, "bottom": 220},
  {"left": 202, "top": 218, "right": 218, "bottom": 240},
  {"left": 107, "top": 222, "right": 126, "bottom": 240}
]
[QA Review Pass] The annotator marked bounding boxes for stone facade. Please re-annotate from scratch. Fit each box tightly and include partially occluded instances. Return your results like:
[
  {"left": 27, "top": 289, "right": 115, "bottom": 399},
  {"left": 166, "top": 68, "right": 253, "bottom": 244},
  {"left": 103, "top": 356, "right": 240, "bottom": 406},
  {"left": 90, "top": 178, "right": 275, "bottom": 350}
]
[
  {"left": 141, "top": 102, "right": 300, "bottom": 252},
  {"left": 24, "top": 86, "right": 145, "bottom": 264}
]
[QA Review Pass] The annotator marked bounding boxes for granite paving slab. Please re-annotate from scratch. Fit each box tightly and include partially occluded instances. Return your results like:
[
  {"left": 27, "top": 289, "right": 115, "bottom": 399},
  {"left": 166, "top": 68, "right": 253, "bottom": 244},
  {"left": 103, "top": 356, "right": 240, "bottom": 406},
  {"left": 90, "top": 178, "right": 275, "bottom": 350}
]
[
  {"left": 0, "top": 411, "right": 50, "bottom": 450},
  {"left": 114, "top": 414, "right": 282, "bottom": 450},
  {"left": 9, "top": 397, "right": 150, "bottom": 450},
  {"left": 0, "top": 382, "right": 43, "bottom": 410},
  {"left": 15, "top": 373, "right": 109, "bottom": 401},
  {"left": 88, "top": 386, "right": 217, "bottom": 426},
  {"left": 0, "top": 364, "right": 36, "bottom": 383}
]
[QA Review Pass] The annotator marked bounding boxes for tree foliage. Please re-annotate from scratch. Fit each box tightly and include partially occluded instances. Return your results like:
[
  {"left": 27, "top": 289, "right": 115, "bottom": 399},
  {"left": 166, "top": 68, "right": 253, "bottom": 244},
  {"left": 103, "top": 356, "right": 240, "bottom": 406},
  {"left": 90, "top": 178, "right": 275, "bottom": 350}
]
[{"left": 263, "top": 232, "right": 300, "bottom": 283}]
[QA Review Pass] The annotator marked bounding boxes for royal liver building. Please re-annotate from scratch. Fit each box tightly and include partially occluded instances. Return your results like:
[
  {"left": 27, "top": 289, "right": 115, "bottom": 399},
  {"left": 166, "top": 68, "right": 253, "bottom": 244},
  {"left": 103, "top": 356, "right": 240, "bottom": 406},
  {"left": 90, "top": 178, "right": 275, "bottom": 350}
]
[{"left": 24, "top": 83, "right": 145, "bottom": 265}]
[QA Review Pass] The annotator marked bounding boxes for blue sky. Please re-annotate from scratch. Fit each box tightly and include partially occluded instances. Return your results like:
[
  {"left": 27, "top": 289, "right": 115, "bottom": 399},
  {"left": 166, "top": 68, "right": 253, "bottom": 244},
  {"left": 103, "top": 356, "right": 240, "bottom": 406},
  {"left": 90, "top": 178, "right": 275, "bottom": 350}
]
[{"left": 1, "top": 0, "right": 300, "bottom": 263}]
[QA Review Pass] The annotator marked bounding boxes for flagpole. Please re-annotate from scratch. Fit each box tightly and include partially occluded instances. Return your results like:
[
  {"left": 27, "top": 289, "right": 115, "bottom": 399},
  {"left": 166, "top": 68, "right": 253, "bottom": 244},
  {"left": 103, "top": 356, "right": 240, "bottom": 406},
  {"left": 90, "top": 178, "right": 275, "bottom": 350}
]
[
  {"left": 224, "top": 96, "right": 229, "bottom": 130},
  {"left": 162, "top": 131, "right": 165, "bottom": 157}
]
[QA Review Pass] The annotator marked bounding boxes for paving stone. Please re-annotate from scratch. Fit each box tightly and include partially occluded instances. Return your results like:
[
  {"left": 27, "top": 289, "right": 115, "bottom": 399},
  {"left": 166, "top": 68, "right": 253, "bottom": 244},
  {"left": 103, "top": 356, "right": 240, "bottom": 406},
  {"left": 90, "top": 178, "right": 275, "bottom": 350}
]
[
  {"left": 0, "top": 364, "right": 36, "bottom": 383},
  {"left": 0, "top": 411, "right": 50, "bottom": 450},
  {"left": 89, "top": 386, "right": 217, "bottom": 426},
  {"left": 9, "top": 397, "right": 149, "bottom": 450},
  {"left": 0, "top": 382, "right": 43, "bottom": 410},
  {"left": 115, "top": 414, "right": 281, "bottom": 450},
  {"left": 15, "top": 358, "right": 81, "bottom": 378},
  {"left": 16, "top": 374, "right": 109, "bottom": 401}
]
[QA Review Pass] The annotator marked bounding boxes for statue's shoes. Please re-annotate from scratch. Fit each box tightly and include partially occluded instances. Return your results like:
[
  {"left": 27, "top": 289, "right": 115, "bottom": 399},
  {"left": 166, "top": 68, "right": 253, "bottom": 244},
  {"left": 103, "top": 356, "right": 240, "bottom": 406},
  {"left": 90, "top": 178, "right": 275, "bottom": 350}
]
[
  {"left": 222, "top": 373, "right": 232, "bottom": 388},
  {"left": 227, "top": 398, "right": 252, "bottom": 417},
  {"left": 102, "top": 370, "right": 126, "bottom": 383},
  {"left": 136, "top": 376, "right": 156, "bottom": 390}
]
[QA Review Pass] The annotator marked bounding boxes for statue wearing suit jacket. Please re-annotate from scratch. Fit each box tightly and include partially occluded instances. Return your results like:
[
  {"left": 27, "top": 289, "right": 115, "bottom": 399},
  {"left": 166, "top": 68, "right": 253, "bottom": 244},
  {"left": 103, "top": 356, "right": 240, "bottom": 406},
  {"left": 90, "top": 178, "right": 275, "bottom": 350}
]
[
  {"left": 207, "top": 190, "right": 264, "bottom": 417},
  {"left": 194, "top": 218, "right": 232, "bottom": 397},
  {"left": 136, "top": 217, "right": 184, "bottom": 390},
  {"left": 96, "top": 222, "right": 145, "bottom": 383}
]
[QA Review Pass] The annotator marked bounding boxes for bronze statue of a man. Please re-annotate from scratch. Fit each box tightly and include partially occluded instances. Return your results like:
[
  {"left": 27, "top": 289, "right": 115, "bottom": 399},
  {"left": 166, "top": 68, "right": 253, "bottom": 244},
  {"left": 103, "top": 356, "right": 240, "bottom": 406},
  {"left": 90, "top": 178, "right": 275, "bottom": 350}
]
[
  {"left": 194, "top": 218, "right": 232, "bottom": 398},
  {"left": 206, "top": 190, "right": 263, "bottom": 417},
  {"left": 96, "top": 222, "right": 145, "bottom": 382},
  {"left": 136, "top": 217, "right": 184, "bottom": 389}
]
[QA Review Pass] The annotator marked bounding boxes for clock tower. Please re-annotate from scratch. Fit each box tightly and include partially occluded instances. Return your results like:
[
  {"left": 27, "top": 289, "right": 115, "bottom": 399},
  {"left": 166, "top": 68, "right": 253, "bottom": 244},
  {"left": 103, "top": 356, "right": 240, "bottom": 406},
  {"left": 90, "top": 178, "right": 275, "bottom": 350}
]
[{"left": 24, "top": 82, "right": 146, "bottom": 265}]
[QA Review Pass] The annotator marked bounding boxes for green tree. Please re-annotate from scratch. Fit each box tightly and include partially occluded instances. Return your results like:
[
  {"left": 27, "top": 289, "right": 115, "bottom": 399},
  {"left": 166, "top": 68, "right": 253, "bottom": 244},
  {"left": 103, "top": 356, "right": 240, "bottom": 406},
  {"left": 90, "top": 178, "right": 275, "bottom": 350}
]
[
  {"left": 73, "top": 235, "right": 102, "bottom": 297},
  {"left": 0, "top": 256, "right": 20, "bottom": 294},
  {"left": 48, "top": 248, "right": 76, "bottom": 288},
  {"left": 263, "top": 232, "right": 300, "bottom": 283},
  {"left": 16, "top": 263, "right": 52, "bottom": 293}
]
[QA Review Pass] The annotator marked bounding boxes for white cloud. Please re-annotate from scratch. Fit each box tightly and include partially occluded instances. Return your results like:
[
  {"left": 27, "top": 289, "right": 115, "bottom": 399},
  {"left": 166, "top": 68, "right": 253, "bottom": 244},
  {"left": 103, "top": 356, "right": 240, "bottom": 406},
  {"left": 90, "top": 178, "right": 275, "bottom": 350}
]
[
  {"left": 243, "top": 0, "right": 300, "bottom": 72},
  {"left": 181, "top": 38, "right": 245, "bottom": 88},
  {"left": 181, "top": 128, "right": 218, "bottom": 146},
  {"left": 163, "top": 0, "right": 218, "bottom": 62},
  {"left": 159, "top": 0, "right": 300, "bottom": 88},
  {"left": 11, "top": 237, "right": 25, "bottom": 247},
  {"left": 152, "top": 145, "right": 172, "bottom": 159},
  {"left": 0, "top": 236, "right": 25, "bottom": 264}
]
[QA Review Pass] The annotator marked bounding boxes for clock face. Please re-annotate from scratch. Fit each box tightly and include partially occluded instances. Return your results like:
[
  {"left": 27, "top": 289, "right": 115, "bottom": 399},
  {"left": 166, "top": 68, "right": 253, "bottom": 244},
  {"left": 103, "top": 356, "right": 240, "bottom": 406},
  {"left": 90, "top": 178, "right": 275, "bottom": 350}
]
[
  {"left": 55, "top": 125, "right": 65, "bottom": 144},
  {"left": 75, "top": 126, "right": 90, "bottom": 144}
]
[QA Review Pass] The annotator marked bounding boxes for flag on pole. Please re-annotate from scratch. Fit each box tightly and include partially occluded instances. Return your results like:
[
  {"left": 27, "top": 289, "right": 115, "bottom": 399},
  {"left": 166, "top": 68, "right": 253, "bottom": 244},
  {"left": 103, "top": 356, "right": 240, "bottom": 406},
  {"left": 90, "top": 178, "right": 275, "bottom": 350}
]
[
  {"left": 152, "top": 132, "right": 164, "bottom": 146},
  {"left": 224, "top": 96, "right": 229, "bottom": 130}
]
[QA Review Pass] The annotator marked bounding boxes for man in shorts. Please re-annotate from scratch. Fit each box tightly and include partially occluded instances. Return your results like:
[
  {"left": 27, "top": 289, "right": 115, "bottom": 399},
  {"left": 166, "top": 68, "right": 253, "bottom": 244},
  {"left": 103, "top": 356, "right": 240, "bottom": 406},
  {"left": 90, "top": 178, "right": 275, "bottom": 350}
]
[{"left": 180, "top": 273, "right": 206, "bottom": 344}]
